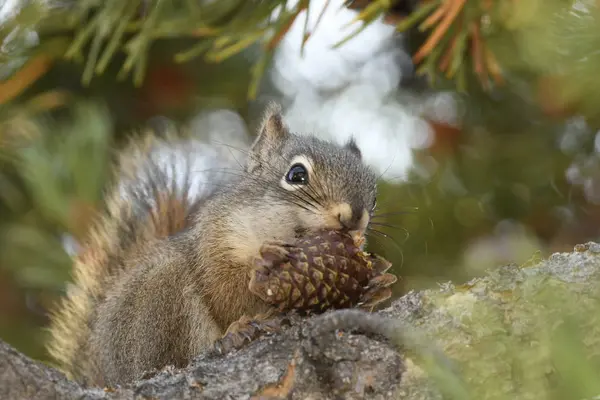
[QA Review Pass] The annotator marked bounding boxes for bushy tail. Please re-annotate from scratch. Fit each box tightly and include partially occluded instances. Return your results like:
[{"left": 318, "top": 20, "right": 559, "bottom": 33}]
[{"left": 45, "top": 130, "right": 238, "bottom": 380}]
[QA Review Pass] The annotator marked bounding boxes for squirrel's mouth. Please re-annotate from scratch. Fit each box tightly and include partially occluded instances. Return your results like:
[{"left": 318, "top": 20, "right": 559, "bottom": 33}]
[
  {"left": 293, "top": 226, "right": 346, "bottom": 238},
  {"left": 294, "top": 226, "right": 309, "bottom": 238},
  {"left": 294, "top": 225, "right": 366, "bottom": 242}
]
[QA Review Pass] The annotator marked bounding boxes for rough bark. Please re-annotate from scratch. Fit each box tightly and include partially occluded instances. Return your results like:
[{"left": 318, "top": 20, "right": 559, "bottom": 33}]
[
  {"left": 1, "top": 310, "right": 405, "bottom": 400},
  {"left": 2, "top": 242, "right": 600, "bottom": 400}
]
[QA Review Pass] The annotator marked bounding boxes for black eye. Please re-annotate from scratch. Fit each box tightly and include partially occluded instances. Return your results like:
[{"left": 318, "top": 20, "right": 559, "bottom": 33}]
[{"left": 286, "top": 163, "right": 309, "bottom": 185}]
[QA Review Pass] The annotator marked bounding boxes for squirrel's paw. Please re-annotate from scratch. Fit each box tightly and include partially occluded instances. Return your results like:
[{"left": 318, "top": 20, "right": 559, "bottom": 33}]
[
  {"left": 213, "top": 313, "right": 289, "bottom": 355},
  {"left": 256, "top": 240, "right": 295, "bottom": 264}
]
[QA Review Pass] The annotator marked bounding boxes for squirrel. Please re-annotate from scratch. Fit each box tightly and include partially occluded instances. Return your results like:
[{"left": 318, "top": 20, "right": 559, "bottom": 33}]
[{"left": 45, "top": 103, "right": 378, "bottom": 387}]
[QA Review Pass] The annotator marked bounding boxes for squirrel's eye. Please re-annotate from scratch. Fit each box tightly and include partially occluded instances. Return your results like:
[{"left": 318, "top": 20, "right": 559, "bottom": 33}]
[{"left": 286, "top": 163, "right": 309, "bottom": 185}]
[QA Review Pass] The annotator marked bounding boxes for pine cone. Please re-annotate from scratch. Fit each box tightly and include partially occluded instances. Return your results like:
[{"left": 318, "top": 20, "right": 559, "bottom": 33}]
[{"left": 248, "top": 230, "right": 398, "bottom": 314}]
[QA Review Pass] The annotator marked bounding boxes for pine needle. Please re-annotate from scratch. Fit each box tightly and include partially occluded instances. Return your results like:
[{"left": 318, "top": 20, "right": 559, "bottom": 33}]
[
  {"left": 448, "top": 25, "right": 468, "bottom": 78},
  {"left": 439, "top": 32, "right": 458, "bottom": 73},
  {"left": 206, "top": 31, "right": 265, "bottom": 62},
  {"left": 419, "top": 0, "right": 450, "bottom": 31},
  {"left": 470, "top": 21, "right": 489, "bottom": 89},
  {"left": 484, "top": 45, "right": 504, "bottom": 85},
  {"left": 413, "top": 0, "right": 467, "bottom": 64},
  {"left": 0, "top": 54, "right": 54, "bottom": 105},
  {"left": 268, "top": 0, "right": 308, "bottom": 51},
  {"left": 396, "top": 1, "right": 439, "bottom": 32}
]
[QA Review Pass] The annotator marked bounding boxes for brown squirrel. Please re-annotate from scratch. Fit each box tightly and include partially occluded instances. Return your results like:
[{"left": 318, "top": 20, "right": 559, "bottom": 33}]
[{"left": 45, "top": 103, "right": 378, "bottom": 387}]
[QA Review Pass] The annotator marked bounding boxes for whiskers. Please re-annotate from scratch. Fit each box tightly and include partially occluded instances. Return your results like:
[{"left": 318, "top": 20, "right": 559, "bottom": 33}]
[
  {"left": 364, "top": 227, "right": 405, "bottom": 270},
  {"left": 369, "top": 222, "right": 410, "bottom": 240},
  {"left": 364, "top": 206, "right": 418, "bottom": 269},
  {"left": 366, "top": 223, "right": 406, "bottom": 251},
  {"left": 371, "top": 210, "right": 417, "bottom": 219}
]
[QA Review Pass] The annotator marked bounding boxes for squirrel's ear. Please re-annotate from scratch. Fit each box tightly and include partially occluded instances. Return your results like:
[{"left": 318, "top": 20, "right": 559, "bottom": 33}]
[
  {"left": 247, "top": 102, "right": 288, "bottom": 172},
  {"left": 345, "top": 137, "right": 362, "bottom": 159},
  {"left": 257, "top": 102, "right": 288, "bottom": 143}
]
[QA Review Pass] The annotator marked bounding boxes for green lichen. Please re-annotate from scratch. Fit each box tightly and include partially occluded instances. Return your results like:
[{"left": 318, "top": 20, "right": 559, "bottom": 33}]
[{"left": 388, "top": 243, "right": 600, "bottom": 400}]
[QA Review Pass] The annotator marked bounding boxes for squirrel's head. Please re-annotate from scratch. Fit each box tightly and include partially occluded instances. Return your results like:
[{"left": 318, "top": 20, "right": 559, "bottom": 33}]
[{"left": 245, "top": 103, "right": 377, "bottom": 238}]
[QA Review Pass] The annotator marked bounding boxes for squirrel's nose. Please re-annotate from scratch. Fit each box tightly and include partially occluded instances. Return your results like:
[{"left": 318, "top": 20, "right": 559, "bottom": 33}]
[{"left": 338, "top": 204, "right": 368, "bottom": 231}]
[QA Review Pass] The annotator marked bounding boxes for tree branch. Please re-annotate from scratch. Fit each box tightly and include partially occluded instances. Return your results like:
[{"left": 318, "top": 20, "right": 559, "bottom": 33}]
[
  {"left": 0, "top": 309, "right": 406, "bottom": 399},
  {"left": 2, "top": 242, "right": 600, "bottom": 399}
]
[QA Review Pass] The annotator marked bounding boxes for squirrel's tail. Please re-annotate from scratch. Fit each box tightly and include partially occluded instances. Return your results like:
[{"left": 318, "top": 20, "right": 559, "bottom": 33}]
[{"left": 45, "top": 130, "right": 233, "bottom": 381}]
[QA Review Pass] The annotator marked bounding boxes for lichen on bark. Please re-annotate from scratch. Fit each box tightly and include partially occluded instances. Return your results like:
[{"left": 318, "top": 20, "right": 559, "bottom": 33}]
[{"left": 387, "top": 242, "right": 600, "bottom": 400}]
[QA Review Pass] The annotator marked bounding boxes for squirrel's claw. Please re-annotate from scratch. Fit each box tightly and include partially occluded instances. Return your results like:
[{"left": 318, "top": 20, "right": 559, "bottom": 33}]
[
  {"left": 212, "top": 312, "right": 286, "bottom": 355},
  {"left": 257, "top": 241, "right": 299, "bottom": 264}
]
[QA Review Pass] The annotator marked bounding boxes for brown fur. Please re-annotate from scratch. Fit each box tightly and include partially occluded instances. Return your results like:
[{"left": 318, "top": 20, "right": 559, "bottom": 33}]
[{"left": 46, "top": 104, "right": 378, "bottom": 386}]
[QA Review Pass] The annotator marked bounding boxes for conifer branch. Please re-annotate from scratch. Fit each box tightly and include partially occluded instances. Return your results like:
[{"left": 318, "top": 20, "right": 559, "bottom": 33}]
[{"left": 0, "top": 0, "right": 520, "bottom": 102}]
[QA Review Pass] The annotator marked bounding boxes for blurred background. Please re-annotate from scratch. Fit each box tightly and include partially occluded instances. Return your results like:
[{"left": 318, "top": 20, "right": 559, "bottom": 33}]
[{"left": 1, "top": 0, "right": 600, "bottom": 364}]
